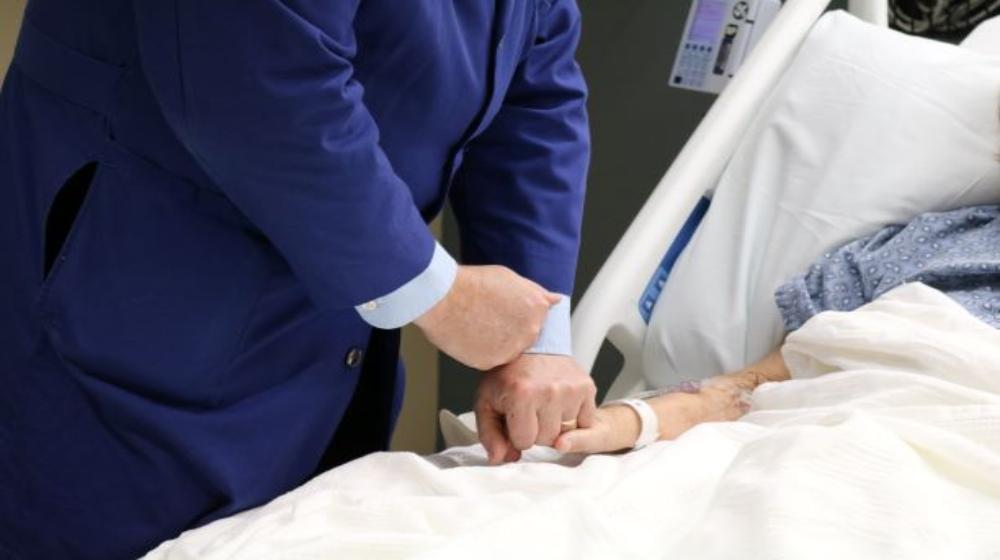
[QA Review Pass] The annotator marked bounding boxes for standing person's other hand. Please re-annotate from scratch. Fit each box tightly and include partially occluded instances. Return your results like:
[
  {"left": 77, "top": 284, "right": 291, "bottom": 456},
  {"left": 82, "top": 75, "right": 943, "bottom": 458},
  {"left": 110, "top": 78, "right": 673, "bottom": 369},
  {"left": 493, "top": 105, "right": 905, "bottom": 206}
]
[
  {"left": 414, "top": 265, "right": 560, "bottom": 371},
  {"left": 474, "top": 354, "right": 597, "bottom": 464}
]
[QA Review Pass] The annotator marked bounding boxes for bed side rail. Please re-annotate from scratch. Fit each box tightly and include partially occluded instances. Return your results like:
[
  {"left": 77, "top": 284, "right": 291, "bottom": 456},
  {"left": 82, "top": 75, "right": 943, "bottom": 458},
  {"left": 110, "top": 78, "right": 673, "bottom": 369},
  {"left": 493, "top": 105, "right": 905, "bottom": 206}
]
[{"left": 571, "top": 0, "right": 842, "bottom": 402}]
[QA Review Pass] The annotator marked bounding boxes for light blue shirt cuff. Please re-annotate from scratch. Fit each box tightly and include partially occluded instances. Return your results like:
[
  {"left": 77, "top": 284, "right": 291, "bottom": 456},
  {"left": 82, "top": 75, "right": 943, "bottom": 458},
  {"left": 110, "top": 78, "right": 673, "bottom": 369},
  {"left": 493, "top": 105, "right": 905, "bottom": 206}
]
[
  {"left": 355, "top": 242, "right": 458, "bottom": 330},
  {"left": 526, "top": 295, "right": 572, "bottom": 356}
]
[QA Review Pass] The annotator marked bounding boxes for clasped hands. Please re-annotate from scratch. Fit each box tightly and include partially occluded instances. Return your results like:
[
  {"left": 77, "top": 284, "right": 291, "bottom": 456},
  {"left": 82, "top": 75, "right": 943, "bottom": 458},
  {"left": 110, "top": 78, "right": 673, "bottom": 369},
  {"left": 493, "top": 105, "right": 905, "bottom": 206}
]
[{"left": 414, "top": 265, "right": 596, "bottom": 464}]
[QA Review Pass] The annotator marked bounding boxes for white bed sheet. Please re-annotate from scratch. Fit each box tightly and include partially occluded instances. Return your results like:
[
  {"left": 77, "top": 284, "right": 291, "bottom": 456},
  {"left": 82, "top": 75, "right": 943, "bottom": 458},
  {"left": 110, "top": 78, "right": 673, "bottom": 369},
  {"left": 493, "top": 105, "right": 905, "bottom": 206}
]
[{"left": 146, "top": 283, "right": 1000, "bottom": 559}]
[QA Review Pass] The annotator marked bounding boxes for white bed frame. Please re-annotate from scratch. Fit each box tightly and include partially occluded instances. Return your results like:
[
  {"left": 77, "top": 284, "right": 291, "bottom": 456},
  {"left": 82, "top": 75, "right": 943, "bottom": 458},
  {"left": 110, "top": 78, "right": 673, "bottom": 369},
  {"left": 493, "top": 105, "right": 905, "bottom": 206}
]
[{"left": 439, "top": 0, "right": 889, "bottom": 447}]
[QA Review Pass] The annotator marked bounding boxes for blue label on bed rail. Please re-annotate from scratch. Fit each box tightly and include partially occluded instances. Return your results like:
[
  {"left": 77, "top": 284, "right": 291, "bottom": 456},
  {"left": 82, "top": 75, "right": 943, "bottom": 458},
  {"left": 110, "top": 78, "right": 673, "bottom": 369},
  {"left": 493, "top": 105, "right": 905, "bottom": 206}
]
[{"left": 639, "top": 196, "right": 711, "bottom": 323}]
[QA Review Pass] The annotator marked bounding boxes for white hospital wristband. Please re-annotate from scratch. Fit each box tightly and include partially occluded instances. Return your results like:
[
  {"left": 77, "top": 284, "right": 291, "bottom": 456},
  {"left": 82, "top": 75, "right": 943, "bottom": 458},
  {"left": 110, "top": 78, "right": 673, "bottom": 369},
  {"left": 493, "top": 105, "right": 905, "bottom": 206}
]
[{"left": 603, "top": 398, "right": 660, "bottom": 450}]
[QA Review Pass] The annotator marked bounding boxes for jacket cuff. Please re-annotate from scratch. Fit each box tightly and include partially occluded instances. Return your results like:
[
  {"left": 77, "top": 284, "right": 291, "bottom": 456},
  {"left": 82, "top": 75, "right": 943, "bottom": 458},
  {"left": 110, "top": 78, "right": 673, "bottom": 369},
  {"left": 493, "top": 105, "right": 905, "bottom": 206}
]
[
  {"left": 525, "top": 295, "right": 572, "bottom": 355},
  {"left": 355, "top": 242, "right": 458, "bottom": 329}
]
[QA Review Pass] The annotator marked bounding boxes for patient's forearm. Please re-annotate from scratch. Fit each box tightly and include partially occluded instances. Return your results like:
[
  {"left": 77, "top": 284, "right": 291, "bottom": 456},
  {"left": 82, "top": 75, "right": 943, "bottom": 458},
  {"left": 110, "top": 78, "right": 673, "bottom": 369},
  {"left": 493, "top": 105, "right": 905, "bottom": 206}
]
[
  {"left": 645, "top": 349, "right": 790, "bottom": 440},
  {"left": 558, "top": 349, "right": 792, "bottom": 453}
]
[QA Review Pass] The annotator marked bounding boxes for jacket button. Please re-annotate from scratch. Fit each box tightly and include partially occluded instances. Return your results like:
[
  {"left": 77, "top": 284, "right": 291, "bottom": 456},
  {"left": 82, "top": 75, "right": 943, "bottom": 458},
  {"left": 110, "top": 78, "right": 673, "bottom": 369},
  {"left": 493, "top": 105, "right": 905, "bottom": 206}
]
[{"left": 345, "top": 347, "right": 364, "bottom": 369}]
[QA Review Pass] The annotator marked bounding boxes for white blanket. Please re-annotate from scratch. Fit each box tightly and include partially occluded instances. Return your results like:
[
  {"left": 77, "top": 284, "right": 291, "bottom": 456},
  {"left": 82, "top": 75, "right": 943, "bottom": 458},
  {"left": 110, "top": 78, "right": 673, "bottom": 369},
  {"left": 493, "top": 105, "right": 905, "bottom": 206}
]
[{"left": 145, "top": 284, "right": 1000, "bottom": 560}]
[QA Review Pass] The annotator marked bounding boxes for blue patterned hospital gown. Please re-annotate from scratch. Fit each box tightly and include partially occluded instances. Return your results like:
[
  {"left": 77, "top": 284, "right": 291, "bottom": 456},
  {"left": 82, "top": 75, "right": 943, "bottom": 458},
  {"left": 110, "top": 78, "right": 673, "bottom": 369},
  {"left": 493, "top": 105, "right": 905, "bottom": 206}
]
[{"left": 775, "top": 205, "right": 1000, "bottom": 331}]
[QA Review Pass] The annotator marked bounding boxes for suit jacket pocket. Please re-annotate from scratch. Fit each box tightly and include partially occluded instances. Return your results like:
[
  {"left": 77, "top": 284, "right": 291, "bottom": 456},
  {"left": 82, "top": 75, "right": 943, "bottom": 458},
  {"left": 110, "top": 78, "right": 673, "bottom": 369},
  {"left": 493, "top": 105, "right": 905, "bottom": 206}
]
[{"left": 41, "top": 146, "right": 279, "bottom": 406}]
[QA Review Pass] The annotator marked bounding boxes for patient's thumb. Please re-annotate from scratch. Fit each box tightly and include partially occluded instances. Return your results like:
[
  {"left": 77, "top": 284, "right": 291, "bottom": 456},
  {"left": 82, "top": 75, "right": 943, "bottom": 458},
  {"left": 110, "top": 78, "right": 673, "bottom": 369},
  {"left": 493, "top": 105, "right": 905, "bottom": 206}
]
[
  {"left": 544, "top": 292, "right": 562, "bottom": 306},
  {"left": 555, "top": 430, "right": 599, "bottom": 454}
]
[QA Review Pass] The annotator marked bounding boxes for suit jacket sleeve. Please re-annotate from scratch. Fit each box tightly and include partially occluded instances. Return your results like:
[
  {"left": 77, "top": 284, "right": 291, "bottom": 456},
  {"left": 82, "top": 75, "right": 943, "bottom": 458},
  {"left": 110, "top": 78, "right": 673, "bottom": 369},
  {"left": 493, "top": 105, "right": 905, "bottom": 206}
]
[
  {"left": 449, "top": 0, "right": 591, "bottom": 298},
  {"left": 133, "top": 0, "right": 436, "bottom": 310}
]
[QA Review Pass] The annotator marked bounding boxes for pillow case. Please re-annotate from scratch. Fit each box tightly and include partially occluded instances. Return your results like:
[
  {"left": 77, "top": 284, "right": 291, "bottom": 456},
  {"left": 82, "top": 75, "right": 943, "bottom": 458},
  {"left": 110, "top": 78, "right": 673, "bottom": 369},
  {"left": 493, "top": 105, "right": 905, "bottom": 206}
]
[
  {"left": 962, "top": 15, "right": 1000, "bottom": 56},
  {"left": 642, "top": 11, "right": 1000, "bottom": 388}
]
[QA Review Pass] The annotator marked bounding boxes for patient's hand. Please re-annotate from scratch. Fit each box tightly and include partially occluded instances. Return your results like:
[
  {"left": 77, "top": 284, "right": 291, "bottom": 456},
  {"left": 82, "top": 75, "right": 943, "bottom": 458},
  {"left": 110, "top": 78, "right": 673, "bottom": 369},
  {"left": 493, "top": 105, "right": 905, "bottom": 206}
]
[{"left": 553, "top": 401, "right": 644, "bottom": 454}]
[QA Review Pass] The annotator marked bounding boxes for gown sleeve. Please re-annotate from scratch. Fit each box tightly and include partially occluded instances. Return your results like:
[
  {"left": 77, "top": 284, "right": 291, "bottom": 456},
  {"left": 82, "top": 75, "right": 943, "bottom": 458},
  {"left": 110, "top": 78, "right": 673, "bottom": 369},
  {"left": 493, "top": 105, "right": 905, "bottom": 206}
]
[{"left": 775, "top": 225, "right": 905, "bottom": 331}]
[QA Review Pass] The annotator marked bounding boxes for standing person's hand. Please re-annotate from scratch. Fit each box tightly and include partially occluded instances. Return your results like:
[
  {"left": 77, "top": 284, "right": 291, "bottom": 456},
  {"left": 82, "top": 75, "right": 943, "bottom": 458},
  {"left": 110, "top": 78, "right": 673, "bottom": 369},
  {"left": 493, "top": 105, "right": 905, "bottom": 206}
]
[
  {"left": 414, "top": 265, "right": 560, "bottom": 371},
  {"left": 474, "top": 354, "right": 597, "bottom": 464}
]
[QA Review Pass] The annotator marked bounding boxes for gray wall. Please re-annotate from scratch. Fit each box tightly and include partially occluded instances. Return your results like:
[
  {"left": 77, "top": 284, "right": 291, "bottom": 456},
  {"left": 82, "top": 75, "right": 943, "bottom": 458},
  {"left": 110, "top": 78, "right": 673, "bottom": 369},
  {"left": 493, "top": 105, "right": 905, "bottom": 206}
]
[
  {"left": 0, "top": 0, "right": 25, "bottom": 81},
  {"left": 436, "top": 0, "right": 716, "bottom": 443}
]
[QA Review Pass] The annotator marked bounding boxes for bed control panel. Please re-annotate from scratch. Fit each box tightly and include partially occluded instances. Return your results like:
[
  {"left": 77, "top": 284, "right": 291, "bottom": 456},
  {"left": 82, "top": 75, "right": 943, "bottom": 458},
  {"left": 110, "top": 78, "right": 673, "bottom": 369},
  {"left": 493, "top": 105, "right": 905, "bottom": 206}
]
[{"left": 670, "top": 0, "right": 781, "bottom": 94}]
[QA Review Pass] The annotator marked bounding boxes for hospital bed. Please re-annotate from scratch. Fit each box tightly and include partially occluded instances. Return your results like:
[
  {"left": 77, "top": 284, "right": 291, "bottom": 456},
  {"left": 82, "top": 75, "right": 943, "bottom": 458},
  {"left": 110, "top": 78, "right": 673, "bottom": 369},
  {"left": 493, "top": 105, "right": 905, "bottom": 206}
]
[
  {"left": 439, "top": 0, "right": 1000, "bottom": 447},
  {"left": 146, "top": 2, "right": 1000, "bottom": 557}
]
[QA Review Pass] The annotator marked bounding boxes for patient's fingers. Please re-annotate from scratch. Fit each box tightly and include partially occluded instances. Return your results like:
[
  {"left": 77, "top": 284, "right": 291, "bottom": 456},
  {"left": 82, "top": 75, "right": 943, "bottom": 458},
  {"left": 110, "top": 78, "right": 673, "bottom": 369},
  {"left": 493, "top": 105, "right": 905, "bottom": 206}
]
[
  {"left": 476, "top": 406, "right": 511, "bottom": 465},
  {"left": 555, "top": 406, "right": 633, "bottom": 455},
  {"left": 505, "top": 402, "right": 539, "bottom": 451},
  {"left": 554, "top": 428, "right": 604, "bottom": 454}
]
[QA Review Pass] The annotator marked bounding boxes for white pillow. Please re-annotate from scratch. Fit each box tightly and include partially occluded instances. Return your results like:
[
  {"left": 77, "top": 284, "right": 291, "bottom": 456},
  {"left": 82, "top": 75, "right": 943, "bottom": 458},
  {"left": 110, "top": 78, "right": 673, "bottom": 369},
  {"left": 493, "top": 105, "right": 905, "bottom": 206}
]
[
  {"left": 962, "top": 15, "right": 1000, "bottom": 56},
  {"left": 642, "top": 11, "right": 1000, "bottom": 388}
]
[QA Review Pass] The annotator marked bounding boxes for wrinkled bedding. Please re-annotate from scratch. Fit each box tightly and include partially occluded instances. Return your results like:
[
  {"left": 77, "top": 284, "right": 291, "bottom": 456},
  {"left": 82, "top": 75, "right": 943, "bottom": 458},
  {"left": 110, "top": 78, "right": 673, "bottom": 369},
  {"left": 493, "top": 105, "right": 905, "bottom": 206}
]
[{"left": 146, "top": 283, "right": 1000, "bottom": 560}]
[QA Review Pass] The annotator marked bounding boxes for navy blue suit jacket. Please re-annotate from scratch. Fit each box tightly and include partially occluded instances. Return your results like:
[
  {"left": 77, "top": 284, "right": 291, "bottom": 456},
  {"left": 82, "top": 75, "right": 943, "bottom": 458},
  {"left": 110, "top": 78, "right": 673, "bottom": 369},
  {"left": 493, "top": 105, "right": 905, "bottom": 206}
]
[{"left": 0, "top": 1, "right": 589, "bottom": 557}]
